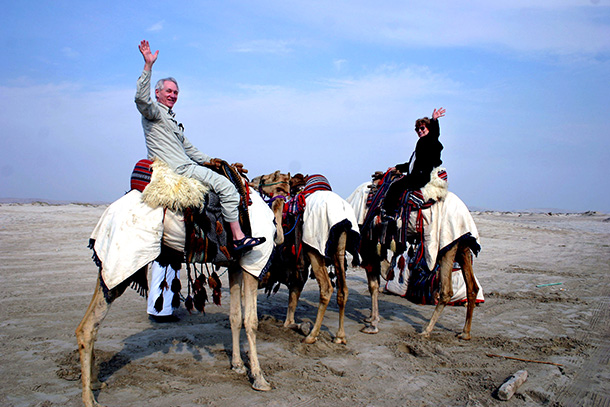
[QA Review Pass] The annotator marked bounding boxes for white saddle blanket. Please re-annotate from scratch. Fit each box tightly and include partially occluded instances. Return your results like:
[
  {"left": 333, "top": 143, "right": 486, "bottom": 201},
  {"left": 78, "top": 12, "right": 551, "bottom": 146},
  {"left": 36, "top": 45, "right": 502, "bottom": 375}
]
[
  {"left": 384, "top": 253, "right": 485, "bottom": 304},
  {"left": 90, "top": 189, "right": 275, "bottom": 290},
  {"left": 345, "top": 181, "right": 370, "bottom": 226},
  {"left": 302, "top": 190, "right": 360, "bottom": 258},
  {"left": 414, "top": 191, "right": 480, "bottom": 271}
]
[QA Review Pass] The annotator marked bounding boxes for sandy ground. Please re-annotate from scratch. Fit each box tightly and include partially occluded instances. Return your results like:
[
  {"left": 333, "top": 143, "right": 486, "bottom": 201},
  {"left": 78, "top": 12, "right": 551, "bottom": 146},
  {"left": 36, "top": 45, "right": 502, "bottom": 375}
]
[{"left": 0, "top": 203, "right": 609, "bottom": 407}]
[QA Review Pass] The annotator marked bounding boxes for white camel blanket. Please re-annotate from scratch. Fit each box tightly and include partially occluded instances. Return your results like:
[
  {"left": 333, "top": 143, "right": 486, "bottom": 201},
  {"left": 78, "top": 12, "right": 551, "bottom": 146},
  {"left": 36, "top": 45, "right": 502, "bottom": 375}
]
[
  {"left": 90, "top": 190, "right": 164, "bottom": 290},
  {"left": 385, "top": 253, "right": 485, "bottom": 304},
  {"left": 345, "top": 181, "right": 370, "bottom": 226},
  {"left": 90, "top": 188, "right": 276, "bottom": 290},
  {"left": 410, "top": 191, "right": 479, "bottom": 271},
  {"left": 302, "top": 190, "right": 360, "bottom": 258}
]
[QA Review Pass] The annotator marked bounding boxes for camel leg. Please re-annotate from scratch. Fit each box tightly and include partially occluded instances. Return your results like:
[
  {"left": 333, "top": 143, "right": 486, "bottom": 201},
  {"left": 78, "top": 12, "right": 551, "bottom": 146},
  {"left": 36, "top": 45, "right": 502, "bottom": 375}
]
[
  {"left": 361, "top": 264, "right": 380, "bottom": 334},
  {"left": 283, "top": 285, "right": 303, "bottom": 328},
  {"left": 456, "top": 244, "right": 478, "bottom": 340},
  {"left": 242, "top": 272, "right": 272, "bottom": 391},
  {"left": 75, "top": 278, "right": 112, "bottom": 407},
  {"left": 302, "top": 249, "right": 333, "bottom": 344},
  {"left": 332, "top": 232, "right": 348, "bottom": 344},
  {"left": 420, "top": 245, "right": 457, "bottom": 338},
  {"left": 228, "top": 267, "right": 247, "bottom": 375}
]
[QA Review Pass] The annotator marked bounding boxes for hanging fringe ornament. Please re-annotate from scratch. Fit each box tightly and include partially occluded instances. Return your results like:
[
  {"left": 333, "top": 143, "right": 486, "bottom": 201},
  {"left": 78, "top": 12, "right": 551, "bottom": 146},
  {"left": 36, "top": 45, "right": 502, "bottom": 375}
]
[
  {"left": 154, "top": 294, "right": 164, "bottom": 313},
  {"left": 209, "top": 271, "right": 222, "bottom": 306},
  {"left": 193, "top": 274, "right": 206, "bottom": 292},
  {"left": 171, "top": 292, "right": 180, "bottom": 309},
  {"left": 390, "top": 238, "right": 396, "bottom": 253},
  {"left": 171, "top": 277, "right": 181, "bottom": 293},
  {"left": 376, "top": 242, "right": 381, "bottom": 256},
  {"left": 185, "top": 295, "right": 194, "bottom": 313},
  {"left": 193, "top": 288, "right": 207, "bottom": 313}
]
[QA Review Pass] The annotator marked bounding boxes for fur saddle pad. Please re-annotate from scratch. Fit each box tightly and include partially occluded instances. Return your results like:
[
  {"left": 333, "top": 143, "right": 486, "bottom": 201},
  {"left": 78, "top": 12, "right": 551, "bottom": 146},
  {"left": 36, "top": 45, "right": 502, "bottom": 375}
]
[{"left": 141, "top": 159, "right": 209, "bottom": 211}]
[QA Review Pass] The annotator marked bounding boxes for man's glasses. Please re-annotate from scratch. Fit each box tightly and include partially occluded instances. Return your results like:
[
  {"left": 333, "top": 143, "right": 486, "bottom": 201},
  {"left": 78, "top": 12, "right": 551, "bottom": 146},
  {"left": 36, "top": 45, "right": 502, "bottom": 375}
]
[{"left": 415, "top": 126, "right": 426, "bottom": 132}]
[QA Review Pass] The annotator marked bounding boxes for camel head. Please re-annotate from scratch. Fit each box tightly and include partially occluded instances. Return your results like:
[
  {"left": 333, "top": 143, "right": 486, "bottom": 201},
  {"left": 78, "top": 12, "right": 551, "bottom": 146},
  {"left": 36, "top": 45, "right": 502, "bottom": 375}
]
[
  {"left": 256, "top": 170, "right": 291, "bottom": 198},
  {"left": 289, "top": 173, "right": 307, "bottom": 196},
  {"left": 254, "top": 171, "right": 291, "bottom": 245}
]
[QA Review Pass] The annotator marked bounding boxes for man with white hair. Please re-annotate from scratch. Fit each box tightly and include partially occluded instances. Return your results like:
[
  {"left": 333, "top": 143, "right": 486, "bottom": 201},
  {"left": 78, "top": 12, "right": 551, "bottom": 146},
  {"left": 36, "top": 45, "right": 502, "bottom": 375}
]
[{"left": 135, "top": 40, "right": 264, "bottom": 253}]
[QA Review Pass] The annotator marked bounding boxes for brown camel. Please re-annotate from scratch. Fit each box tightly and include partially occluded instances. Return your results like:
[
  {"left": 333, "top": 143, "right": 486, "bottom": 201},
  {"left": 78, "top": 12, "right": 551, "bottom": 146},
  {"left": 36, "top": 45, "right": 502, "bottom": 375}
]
[
  {"left": 356, "top": 171, "right": 480, "bottom": 339},
  {"left": 250, "top": 170, "right": 291, "bottom": 246},
  {"left": 76, "top": 189, "right": 273, "bottom": 407},
  {"left": 255, "top": 172, "right": 360, "bottom": 344}
]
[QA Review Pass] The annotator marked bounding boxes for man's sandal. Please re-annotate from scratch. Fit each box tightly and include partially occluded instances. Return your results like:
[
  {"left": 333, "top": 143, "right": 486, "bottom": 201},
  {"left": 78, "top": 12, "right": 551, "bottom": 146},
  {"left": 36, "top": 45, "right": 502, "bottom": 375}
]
[{"left": 233, "top": 236, "right": 266, "bottom": 253}]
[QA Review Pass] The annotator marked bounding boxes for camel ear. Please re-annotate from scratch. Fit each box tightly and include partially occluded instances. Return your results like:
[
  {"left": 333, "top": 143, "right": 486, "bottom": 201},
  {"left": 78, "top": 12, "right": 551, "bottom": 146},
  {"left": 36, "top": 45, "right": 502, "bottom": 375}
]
[{"left": 287, "top": 172, "right": 291, "bottom": 178}]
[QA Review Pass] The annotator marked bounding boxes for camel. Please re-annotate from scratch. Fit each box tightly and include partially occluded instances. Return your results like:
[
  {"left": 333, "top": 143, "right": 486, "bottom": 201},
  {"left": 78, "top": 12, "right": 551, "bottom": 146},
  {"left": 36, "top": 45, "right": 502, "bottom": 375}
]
[
  {"left": 253, "top": 172, "right": 360, "bottom": 344},
  {"left": 76, "top": 168, "right": 274, "bottom": 407},
  {"left": 354, "top": 169, "right": 481, "bottom": 339},
  {"left": 250, "top": 170, "right": 291, "bottom": 246}
]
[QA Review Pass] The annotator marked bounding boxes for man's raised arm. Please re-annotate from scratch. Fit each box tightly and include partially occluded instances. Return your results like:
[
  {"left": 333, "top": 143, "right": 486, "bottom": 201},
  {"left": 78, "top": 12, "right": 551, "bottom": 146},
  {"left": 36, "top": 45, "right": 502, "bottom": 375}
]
[{"left": 139, "top": 40, "right": 158, "bottom": 71}]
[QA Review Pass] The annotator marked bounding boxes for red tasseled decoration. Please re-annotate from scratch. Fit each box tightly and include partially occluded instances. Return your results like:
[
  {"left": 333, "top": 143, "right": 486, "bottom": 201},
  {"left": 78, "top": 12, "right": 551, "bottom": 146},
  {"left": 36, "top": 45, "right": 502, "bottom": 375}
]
[
  {"left": 212, "top": 290, "right": 221, "bottom": 306},
  {"left": 211, "top": 271, "right": 222, "bottom": 306},
  {"left": 398, "top": 255, "right": 406, "bottom": 272},
  {"left": 160, "top": 280, "right": 169, "bottom": 290},
  {"left": 193, "top": 289, "right": 207, "bottom": 313},
  {"left": 215, "top": 221, "right": 223, "bottom": 235},
  {"left": 195, "top": 237, "right": 204, "bottom": 253},
  {"left": 207, "top": 274, "right": 217, "bottom": 290},
  {"left": 220, "top": 246, "right": 231, "bottom": 260},
  {"left": 193, "top": 274, "right": 206, "bottom": 292}
]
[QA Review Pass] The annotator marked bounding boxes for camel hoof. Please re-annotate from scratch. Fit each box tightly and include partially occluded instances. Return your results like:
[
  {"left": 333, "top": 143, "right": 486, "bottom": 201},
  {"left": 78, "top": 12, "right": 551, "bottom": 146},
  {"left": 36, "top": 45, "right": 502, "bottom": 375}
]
[
  {"left": 283, "top": 321, "right": 297, "bottom": 329},
  {"left": 360, "top": 325, "right": 379, "bottom": 334},
  {"left": 363, "top": 315, "right": 380, "bottom": 324},
  {"left": 90, "top": 380, "right": 106, "bottom": 391},
  {"left": 419, "top": 331, "right": 431, "bottom": 339},
  {"left": 457, "top": 332, "right": 472, "bottom": 341},
  {"left": 332, "top": 336, "right": 347, "bottom": 345},
  {"left": 298, "top": 321, "right": 313, "bottom": 337},
  {"left": 252, "top": 376, "right": 272, "bottom": 391},
  {"left": 232, "top": 363, "right": 247, "bottom": 375},
  {"left": 302, "top": 335, "right": 317, "bottom": 344},
  {"left": 84, "top": 397, "right": 105, "bottom": 407}
]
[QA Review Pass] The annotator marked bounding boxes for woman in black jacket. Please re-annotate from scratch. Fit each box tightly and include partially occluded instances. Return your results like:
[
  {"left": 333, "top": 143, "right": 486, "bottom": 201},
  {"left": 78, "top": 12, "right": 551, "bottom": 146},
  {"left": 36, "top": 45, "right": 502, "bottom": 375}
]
[{"left": 383, "top": 107, "right": 446, "bottom": 215}]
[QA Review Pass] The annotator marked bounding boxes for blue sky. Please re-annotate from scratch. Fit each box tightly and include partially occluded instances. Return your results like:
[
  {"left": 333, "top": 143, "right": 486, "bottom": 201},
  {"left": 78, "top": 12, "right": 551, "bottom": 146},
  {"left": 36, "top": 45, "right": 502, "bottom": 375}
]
[{"left": 2, "top": 0, "right": 609, "bottom": 212}]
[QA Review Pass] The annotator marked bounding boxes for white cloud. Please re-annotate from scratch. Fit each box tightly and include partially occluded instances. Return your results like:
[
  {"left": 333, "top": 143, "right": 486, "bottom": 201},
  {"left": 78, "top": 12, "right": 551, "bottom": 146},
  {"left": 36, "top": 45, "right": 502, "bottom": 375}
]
[
  {"left": 232, "top": 39, "right": 296, "bottom": 54},
  {"left": 333, "top": 59, "right": 347, "bottom": 71},
  {"left": 147, "top": 20, "right": 164, "bottom": 32},
  {"left": 61, "top": 47, "right": 79, "bottom": 59},
  {"left": 260, "top": 0, "right": 610, "bottom": 56}
]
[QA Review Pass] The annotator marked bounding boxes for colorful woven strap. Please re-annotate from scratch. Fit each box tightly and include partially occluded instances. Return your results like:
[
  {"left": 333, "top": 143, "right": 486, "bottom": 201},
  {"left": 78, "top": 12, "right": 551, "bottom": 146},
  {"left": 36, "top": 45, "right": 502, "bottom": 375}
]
[
  {"left": 130, "top": 159, "right": 153, "bottom": 192},
  {"left": 301, "top": 174, "right": 332, "bottom": 198}
]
